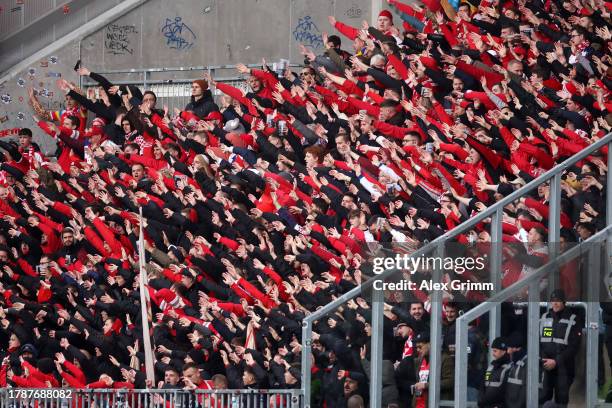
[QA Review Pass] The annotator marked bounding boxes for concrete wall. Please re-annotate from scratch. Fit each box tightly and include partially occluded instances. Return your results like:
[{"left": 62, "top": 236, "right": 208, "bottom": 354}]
[
  {"left": 79, "top": 0, "right": 376, "bottom": 70},
  {"left": 0, "top": 0, "right": 124, "bottom": 74},
  {"left": 0, "top": 39, "right": 82, "bottom": 153},
  {"left": 1, "top": 0, "right": 389, "bottom": 151}
]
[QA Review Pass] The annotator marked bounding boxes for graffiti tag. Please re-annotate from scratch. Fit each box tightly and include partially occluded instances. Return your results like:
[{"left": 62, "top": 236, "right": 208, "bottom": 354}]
[
  {"left": 345, "top": 4, "right": 363, "bottom": 18},
  {"left": 293, "top": 16, "right": 323, "bottom": 49},
  {"left": 105, "top": 24, "right": 138, "bottom": 55},
  {"left": 161, "top": 17, "right": 196, "bottom": 50}
]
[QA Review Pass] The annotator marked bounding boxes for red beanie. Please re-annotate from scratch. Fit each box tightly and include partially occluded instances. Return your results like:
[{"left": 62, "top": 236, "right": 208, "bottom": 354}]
[
  {"left": 193, "top": 79, "right": 209, "bottom": 91},
  {"left": 204, "top": 111, "right": 223, "bottom": 121},
  {"left": 379, "top": 10, "right": 393, "bottom": 22}
]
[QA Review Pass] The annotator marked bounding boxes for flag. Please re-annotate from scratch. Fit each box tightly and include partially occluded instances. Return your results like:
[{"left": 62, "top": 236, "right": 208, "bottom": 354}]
[
  {"left": 441, "top": 0, "right": 458, "bottom": 19},
  {"left": 138, "top": 207, "right": 156, "bottom": 384}
]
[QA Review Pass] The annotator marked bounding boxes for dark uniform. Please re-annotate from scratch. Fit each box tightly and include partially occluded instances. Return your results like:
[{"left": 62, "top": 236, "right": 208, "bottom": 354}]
[
  {"left": 539, "top": 291, "right": 581, "bottom": 405},
  {"left": 505, "top": 349, "right": 527, "bottom": 408},
  {"left": 478, "top": 338, "right": 510, "bottom": 408},
  {"left": 504, "top": 331, "right": 547, "bottom": 408}
]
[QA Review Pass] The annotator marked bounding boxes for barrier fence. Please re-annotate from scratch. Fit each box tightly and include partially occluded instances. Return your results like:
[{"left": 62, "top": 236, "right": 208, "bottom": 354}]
[
  {"left": 0, "top": 388, "right": 302, "bottom": 408},
  {"left": 300, "top": 132, "right": 612, "bottom": 407}
]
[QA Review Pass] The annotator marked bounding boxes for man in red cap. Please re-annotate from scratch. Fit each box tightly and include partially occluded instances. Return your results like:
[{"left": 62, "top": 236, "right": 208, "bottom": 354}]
[
  {"left": 377, "top": 10, "right": 395, "bottom": 33},
  {"left": 328, "top": 10, "right": 399, "bottom": 42}
]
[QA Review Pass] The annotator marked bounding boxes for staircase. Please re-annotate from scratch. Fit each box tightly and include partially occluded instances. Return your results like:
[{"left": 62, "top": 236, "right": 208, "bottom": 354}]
[{"left": 0, "top": 0, "right": 149, "bottom": 82}]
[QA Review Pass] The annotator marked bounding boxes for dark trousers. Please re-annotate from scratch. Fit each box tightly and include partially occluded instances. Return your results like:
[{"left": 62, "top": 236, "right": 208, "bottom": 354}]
[{"left": 541, "top": 364, "right": 574, "bottom": 405}]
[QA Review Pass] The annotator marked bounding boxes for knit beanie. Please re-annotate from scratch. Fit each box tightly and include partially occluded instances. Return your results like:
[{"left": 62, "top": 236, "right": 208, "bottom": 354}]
[
  {"left": 193, "top": 79, "right": 208, "bottom": 91},
  {"left": 379, "top": 10, "right": 393, "bottom": 22}
]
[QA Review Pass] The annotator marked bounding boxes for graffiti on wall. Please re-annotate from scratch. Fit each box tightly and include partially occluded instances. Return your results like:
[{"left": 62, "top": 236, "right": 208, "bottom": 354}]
[
  {"left": 161, "top": 17, "right": 196, "bottom": 50},
  {"left": 293, "top": 16, "right": 323, "bottom": 49},
  {"left": 345, "top": 4, "right": 363, "bottom": 19},
  {"left": 105, "top": 24, "right": 138, "bottom": 55}
]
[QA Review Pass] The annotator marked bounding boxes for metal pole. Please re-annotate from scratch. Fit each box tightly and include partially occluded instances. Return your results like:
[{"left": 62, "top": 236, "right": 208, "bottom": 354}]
[
  {"left": 371, "top": 0, "right": 383, "bottom": 26},
  {"left": 489, "top": 208, "right": 503, "bottom": 346},
  {"left": 607, "top": 141, "right": 612, "bottom": 307},
  {"left": 526, "top": 279, "right": 540, "bottom": 407},
  {"left": 301, "top": 319, "right": 313, "bottom": 408},
  {"left": 369, "top": 287, "right": 384, "bottom": 408},
  {"left": 548, "top": 173, "right": 561, "bottom": 295},
  {"left": 138, "top": 207, "right": 155, "bottom": 384},
  {"left": 586, "top": 244, "right": 601, "bottom": 408},
  {"left": 428, "top": 244, "right": 444, "bottom": 408},
  {"left": 454, "top": 320, "right": 469, "bottom": 408},
  {"left": 607, "top": 141, "right": 612, "bottom": 228}
]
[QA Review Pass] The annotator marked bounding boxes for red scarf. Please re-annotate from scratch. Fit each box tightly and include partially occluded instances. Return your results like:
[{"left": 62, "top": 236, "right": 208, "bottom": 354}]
[{"left": 402, "top": 335, "right": 414, "bottom": 358}]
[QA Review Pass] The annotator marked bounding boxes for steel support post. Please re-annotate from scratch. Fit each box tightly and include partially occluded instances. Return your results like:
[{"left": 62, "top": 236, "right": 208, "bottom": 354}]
[
  {"left": 370, "top": 288, "right": 384, "bottom": 408},
  {"left": 527, "top": 280, "right": 541, "bottom": 407},
  {"left": 586, "top": 244, "right": 601, "bottom": 407},
  {"left": 428, "top": 244, "right": 444, "bottom": 407},
  {"left": 547, "top": 173, "right": 561, "bottom": 295},
  {"left": 301, "top": 319, "right": 312, "bottom": 408},
  {"left": 489, "top": 208, "right": 503, "bottom": 348},
  {"left": 454, "top": 321, "right": 469, "bottom": 408}
]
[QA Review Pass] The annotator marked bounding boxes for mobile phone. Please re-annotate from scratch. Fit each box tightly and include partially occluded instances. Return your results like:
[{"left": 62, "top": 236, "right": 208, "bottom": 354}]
[
  {"left": 425, "top": 143, "right": 434, "bottom": 152},
  {"left": 376, "top": 217, "right": 384, "bottom": 229},
  {"left": 73, "top": 60, "right": 81, "bottom": 71}
]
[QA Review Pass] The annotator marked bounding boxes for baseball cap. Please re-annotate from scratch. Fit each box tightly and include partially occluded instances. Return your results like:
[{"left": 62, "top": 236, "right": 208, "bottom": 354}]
[{"left": 491, "top": 337, "right": 507, "bottom": 350}]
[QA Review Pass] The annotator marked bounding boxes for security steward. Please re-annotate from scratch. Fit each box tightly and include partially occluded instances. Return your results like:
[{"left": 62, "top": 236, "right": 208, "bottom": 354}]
[
  {"left": 539, "top": 289, "right": 581, "bottom": 407},
  {"left": 478, "top": 337, "right": 510, "bottom": 408},
  {"left": 505, "top": 332, "right": 527, "bottom": 408}
]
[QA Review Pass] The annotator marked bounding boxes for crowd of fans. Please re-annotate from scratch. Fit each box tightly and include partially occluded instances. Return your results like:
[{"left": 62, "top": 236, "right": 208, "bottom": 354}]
[{"left": 0, "top": 0, "right": 610, "bottom": 406}]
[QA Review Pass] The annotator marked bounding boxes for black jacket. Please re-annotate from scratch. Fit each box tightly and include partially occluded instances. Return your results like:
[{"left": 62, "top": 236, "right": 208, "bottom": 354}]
[
  {"left": 539, "top": 306, "right": 582, "bottom": 370},
  {"left": 184, "top": 90, "right": 219, "bottom": 118},
  {"left": 505, "top": 350, "right": 528, "bottom": 408},
  {"left": 478, "top": 353, "right": 510, "bottom": 407}
]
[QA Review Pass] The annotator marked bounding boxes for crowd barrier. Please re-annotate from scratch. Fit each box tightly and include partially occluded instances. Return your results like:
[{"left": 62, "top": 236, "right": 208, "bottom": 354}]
[{"left": 0, "top": 388, "right": 302, "bottom": 408}]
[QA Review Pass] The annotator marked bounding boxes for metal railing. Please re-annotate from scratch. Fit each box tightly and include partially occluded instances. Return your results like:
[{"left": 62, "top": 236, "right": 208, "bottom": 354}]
[
  {"left": 0, "top": 388, "right": 302, "bottom": 408},
  {"left": 80, "top": 62, "right": 301, "bottom": 114},
  {"left": 454, "top": 236, "right": 611, "bottom": 408},
  {"left": 300, "top": 132, "right": 612, "bottom": 408}
]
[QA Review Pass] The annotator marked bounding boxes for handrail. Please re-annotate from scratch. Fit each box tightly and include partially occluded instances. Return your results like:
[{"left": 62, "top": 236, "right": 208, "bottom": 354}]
[
  {"left": 79, "top": 62, "right": 302, "bottom": 76},
  {"left": 303, "top": 132, "right": 612, "bottom": 324},
  {"left": 301, "top": 132, "right": 612, "bottom": 408},
  {"left": 454, "top": 226, "right": 611, "bottom": 407}
]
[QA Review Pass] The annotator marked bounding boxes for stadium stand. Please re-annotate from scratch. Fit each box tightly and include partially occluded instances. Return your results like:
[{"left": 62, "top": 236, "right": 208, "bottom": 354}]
[{"left": 0, "top": 0, "right": 610, "bottom": 406}]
